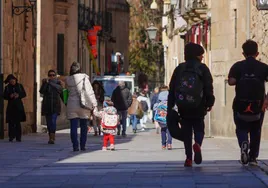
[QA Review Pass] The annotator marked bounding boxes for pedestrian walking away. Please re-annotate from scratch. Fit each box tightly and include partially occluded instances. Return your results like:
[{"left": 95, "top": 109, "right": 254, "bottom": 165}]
[
  {"left": 92, "top": 80, "right": 105, "bottom": 136},
  {"left": 3, "top": 74, "right": 26, "bottom": 142},
  {"left": 95, "top": 97, "right": 119, "bottom": 151},
  {"left": 228, "top": 39, "right": 268, "bottom": 166},
  {"left": 137, "top": 90, "right": 150, "bottom": 131},
  {"left": 154, "top": 85, "right": 172, "bottom": 150},
  {"left": 39, "top": 70, "right": 63, "bottom": 144},
  {"left": 128, "top": 93, "right": 140, "bottom": 133},
  {"left": 111, "top": 81, "right": 132, "bottom": 137},
  {"left": 168, "top": 42, "right": 215, "bottom": 167},
  {"left": 64, "top": 62, "right": 98, "bottom": 152},
  {"left": 151, "top": 87, "right": 160, "bottom": 134}
]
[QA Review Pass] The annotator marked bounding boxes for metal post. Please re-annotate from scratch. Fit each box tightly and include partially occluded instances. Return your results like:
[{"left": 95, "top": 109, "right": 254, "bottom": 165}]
[{"left": 0, "top": 0, "right": 4, "bottom": 139}]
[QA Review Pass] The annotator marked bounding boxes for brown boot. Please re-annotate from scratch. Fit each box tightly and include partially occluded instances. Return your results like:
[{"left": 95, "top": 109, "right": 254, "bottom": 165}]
[
  {"left": 48, "top": 133, "right": 54, "bottom": 144},
  {"left": 51, "top": 133, "right": 55, "bottom": 142}
]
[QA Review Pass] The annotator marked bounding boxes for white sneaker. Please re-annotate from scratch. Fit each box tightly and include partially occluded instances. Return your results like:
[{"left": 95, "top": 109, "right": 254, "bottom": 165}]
[
  {"left": 141, "top": 128, "right": 145, "bottom": 131},
  {"left": 110, "top": 144, "right": 115, "bottom": 151},
  {"left": 102, "top": 147, "right": 107, "bottom": 151}
]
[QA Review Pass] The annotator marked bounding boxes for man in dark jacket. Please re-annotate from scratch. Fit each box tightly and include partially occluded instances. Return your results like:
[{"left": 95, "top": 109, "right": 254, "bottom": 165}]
[
  {"left": 228, "top": 40, "right": 268, "bottom": 166},
  {"left": 168, "top": 43, "right": 215, "bottom": 167},
  {"left": 112, "top": 81, "right": 132, "bottom": 136},
  {"left": 40, "top": 70, "right": 62, "bottom": 144}
]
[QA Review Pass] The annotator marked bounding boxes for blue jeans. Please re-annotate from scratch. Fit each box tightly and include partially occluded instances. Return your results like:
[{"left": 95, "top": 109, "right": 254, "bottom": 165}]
[
  {"left": 234, "top": 112, "right": 264, "bottom": 159},
  {"left": 45, "top": 113, "right": 58, "bottom": 134},
  {"left": 118, "top": 110, "right": 127, "bottom": 134},
  {"left": 180, "top": 118, "right": 205, "bottom": 160},
  {"left": 70, "top": 118, "right": 88, "bottom": 149},
  {"left": 161, "top": 127, "right": 172, "bottom": 146},
  {"left": 130, "top": 114, "right": 137, "bottom": 130}
]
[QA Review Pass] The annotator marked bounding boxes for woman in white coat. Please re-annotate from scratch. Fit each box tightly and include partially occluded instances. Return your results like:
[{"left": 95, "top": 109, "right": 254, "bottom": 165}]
[{"left": 65, "top": 62, "right": 98, "bottom": 151}]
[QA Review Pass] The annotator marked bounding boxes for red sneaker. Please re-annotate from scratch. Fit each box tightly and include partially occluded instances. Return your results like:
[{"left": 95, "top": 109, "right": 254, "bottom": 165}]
[
  {"left": 193, "top": 143, "right": 202, "bottom": 164},
  {"left": 184, "top": 159, "right": 192, "bottom": 167}
]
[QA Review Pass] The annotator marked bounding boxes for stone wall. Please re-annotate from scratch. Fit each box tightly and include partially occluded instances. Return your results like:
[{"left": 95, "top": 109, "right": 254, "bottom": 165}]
[
  {"left": 39, "top": 0, "right": 78, "bottom": 129},
  {"left": 3, "top": 0, "right": 36, "bottom": 135},
  {"left": 251, "top": 0, "right": 268, "bottom": 139},
  {"left": 210, "top": 0, "right": 248, "bottom": 137}
]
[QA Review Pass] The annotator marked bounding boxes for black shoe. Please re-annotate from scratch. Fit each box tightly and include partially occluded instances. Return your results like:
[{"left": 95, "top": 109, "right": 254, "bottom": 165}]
[
  {"left": 241, "top": 141, "right": 249, "bottom": 165},
  {"left": 73, "top": 148, "right": 79, "bottom": 152},
  {"left": 122, "top": 133, "right": 127, "bottom": 137},
  {"left": 133, "top": 129, "right": 137, "bottom": 134},
  {"left": 48, "top": 140, "right": 54, "bottom": 144},
  {"left": 81, "top": 147, "right": 86, "bottom": 151},
  {"left": 16, "top": 139, "right": 21, "bottom": 142},
  {"left": 117, "top": 131, "right": 120, "bottom": 136},
  {"left": 249, "top": 158, "right": 258, "bottom": 166},
  {"left": 9, "top": 138, "right": 13, "bottom": 142}
]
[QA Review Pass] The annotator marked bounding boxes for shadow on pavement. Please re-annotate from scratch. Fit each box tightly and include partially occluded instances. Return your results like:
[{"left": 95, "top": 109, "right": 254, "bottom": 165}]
[{"left": 0, "top": 160, "right": 267, "bottom": 188}]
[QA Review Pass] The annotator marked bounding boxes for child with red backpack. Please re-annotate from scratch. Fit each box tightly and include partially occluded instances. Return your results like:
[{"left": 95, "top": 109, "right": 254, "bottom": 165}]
[{"left": 95, "top": 98, "right": 119, "bottom": 151}]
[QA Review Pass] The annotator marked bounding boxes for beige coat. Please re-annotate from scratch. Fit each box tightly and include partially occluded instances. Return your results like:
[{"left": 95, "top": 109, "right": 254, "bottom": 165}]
[{"left": 65, "top": 73, "right": 97, "bottom": 119}]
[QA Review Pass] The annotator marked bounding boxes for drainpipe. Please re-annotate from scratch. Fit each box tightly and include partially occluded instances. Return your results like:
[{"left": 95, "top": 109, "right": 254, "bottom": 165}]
[
  {"left": 208, "top": 14, "right": 212, "bottom": 138},
  {"left": 0, "top": 0, "right": 4, "bottom": 139},
  {"left": 246, "top": 0, "right": 251, "bottom": 39}
]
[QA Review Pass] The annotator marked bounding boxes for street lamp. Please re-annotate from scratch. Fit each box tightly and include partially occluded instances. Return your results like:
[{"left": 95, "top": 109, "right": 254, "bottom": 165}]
[
  {"left": 12, "top": 0, "right": 36, "bottom": 16},
  {"left": 146, "top": 24, "right": 158, "bottom": 41},
  {"left": 150, "top": 0, "right": 158, "bottom": 9}
]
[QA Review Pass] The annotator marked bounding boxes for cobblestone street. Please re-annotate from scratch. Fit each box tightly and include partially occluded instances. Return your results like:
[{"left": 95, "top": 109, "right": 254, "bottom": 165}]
[{"left": 1, "top": 124, "right": 268, "bottom": 188}]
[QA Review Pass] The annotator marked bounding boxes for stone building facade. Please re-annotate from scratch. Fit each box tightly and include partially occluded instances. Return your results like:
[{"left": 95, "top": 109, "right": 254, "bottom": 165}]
[
  {"left": 2, "top": 0, "right": 36, "bottom": 134},
  {"left": 164, "top": 0, "right": 268, "bottom": 138},
  {"left": 0, "top": 0, "right": 130, "bottom": 137}
]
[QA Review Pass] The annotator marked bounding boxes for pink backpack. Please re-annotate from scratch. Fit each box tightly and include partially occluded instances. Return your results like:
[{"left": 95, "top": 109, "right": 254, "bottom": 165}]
[{"left": 101, "top": 107, "right": 118, "bottom": 129}]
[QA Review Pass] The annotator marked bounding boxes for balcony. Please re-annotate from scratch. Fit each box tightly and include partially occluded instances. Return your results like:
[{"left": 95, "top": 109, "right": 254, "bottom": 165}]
[
  {"left": 181, "top": 0, "right": 208, "bottom": 23},
  {"left": 78, "top": 4, "right": 112, "bottom": 35}
]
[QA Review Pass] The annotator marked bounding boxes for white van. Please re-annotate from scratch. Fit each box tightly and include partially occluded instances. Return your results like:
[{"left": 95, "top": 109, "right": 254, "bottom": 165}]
[
  {"left": 93, "top": 74, "right": 136, "bottom": 128},
  {"left": 93, "top": 74, "right": 135, "bottom": 97}
]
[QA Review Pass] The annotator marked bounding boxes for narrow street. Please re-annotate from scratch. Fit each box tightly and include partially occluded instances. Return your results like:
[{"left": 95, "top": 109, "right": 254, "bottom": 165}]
[{"left": 1, "top": 124, "right": 268, "bottom": 188}]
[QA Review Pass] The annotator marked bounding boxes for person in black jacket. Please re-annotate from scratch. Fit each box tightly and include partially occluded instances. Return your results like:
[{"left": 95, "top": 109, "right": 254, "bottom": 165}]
[
  {"left": 40, "top": 70, "right": 62, "bottom": 144},
  {"left": 3, "top": 74, "right": 26, "bottom": 142},
  {"left": 168, "top": 43, "right": 215, "bottom": 167},
  {"left": 111, "top": 81, "right": 132, "bottom": 136}
]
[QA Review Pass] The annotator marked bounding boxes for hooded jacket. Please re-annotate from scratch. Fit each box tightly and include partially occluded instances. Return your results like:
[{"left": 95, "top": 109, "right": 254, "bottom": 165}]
[
  {"left": 111, "top": 85, "right": 132, "bottom": 111},
  {"left": 65, "top": 73, "right": 97, "bottom": 119}
]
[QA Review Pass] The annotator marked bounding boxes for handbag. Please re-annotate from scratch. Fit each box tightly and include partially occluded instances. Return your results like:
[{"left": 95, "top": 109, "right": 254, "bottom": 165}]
[
  {"left": 136, "top": 105, "right": 144, "bottom": 119},
  {"left": 167, "top": 109, "right": 184, "bottom": 141},
  {"left": 61, "top": 89, "right": 69, "bottom": 105},
  {"left": 78, "top": 77, "right": 94, "bottom": 110}
]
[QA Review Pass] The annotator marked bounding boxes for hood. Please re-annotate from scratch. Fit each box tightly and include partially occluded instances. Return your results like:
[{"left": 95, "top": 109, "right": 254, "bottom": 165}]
[
  {"left": 119, "top": 85, "right": 126, "bottom": 90},
  {"left": 66, "top": 73, "right": 86, "bottom": 87},
  {"left": 158, "top": 91, "right": 169, "bottom": 101}
]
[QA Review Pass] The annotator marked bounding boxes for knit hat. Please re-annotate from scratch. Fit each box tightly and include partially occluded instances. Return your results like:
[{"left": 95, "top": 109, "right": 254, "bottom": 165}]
[
  {"left": 184, "top": 42, "right": 204, "bottom": 61},
  {"left": 4, "top": 74, "right": 17, "bottom": 84}
]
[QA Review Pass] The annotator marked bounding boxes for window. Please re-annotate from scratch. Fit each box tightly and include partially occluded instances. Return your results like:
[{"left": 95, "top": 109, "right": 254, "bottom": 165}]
[
  {"left": 55, "top": 0, "right": 68, "bottom": 2},
  {"left": 57, "top": 34, "right": 64, "bottom": 75}
]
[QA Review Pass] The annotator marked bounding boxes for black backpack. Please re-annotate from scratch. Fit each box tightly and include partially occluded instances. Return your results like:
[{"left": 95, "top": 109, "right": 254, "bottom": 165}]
[
  {"left": 236, "top": 63, "right": 264, "bottom": 122},
  {"left": 175, "top": 63, "right": 203, "bottom": 109},
  {"left": 140, "top": 101, "right": 149, "bottom": 112}
]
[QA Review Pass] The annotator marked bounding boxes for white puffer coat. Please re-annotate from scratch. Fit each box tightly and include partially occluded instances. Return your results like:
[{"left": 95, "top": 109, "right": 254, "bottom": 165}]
[{"left": 65, "top": 73, "right": 97, "bottom": 119}]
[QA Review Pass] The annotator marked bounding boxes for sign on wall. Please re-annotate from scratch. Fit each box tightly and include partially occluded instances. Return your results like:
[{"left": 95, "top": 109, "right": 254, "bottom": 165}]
[{"left": 257, "top": 0, "right": 268, "bottom": 10}]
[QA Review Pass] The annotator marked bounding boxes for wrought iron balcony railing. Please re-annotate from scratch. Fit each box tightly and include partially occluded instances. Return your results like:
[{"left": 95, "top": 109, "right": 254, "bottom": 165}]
[{"left": 78, "top": 4, "right": 112, "bottom": 34}]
